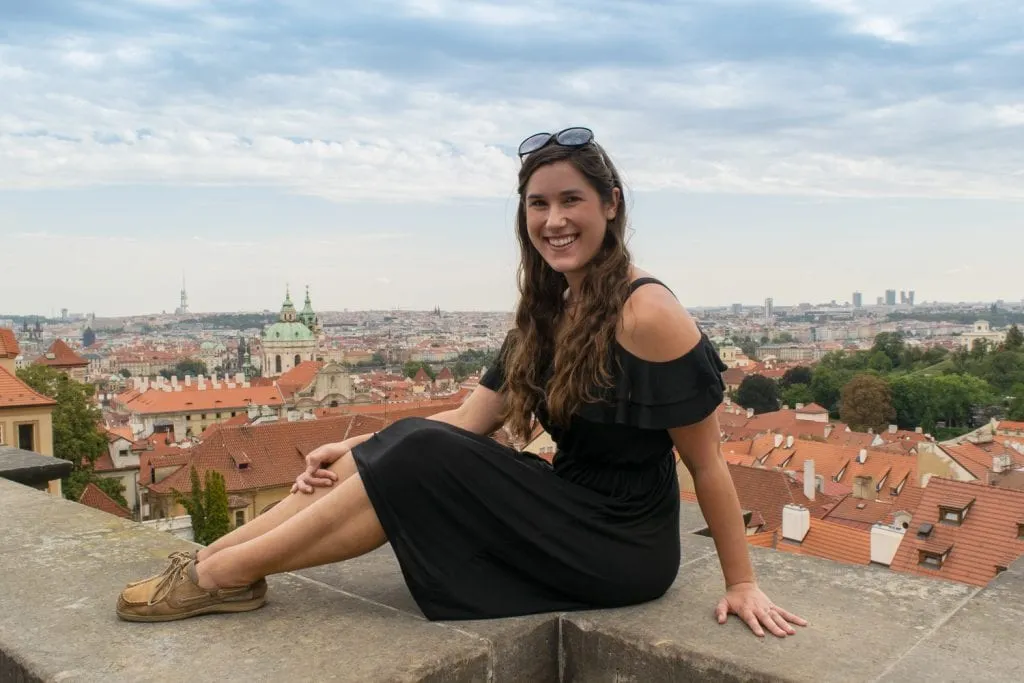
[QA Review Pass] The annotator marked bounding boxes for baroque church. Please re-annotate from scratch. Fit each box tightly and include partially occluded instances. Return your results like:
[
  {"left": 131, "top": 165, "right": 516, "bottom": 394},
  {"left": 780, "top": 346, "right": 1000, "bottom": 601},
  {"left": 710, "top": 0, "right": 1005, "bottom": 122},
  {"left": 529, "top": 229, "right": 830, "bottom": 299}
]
[{"left": 262, "top": 286, "right": 321, "bottom": 378}]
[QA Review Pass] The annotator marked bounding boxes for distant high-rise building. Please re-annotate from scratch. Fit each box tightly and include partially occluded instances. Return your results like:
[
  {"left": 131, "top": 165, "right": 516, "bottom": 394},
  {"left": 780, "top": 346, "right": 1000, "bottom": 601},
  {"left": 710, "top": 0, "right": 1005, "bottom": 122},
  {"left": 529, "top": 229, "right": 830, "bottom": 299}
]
[
  {"left": 885, "top": 289, "right": 897, "bottom": 306},
  {"left": 852, "top": 292, "right": 863, "bottom": 308},
  {"left": 60, "top": 308, "right": 68, "bottom": 321},
  {"left": 731, "top": 303, "right": 743, "bottom": 315},
  {"left": 764, "top": 297, "right": 774, "bottom": 322},
  {"left": 908, "top": 290, "right": 915, "bottom": 306}
]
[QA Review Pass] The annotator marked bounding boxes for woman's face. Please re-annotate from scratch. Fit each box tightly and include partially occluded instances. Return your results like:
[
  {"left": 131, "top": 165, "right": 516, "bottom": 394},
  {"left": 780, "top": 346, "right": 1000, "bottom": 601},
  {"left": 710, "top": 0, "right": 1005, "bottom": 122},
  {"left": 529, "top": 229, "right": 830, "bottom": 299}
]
[{"left": 523, "top": 160, "right": 619, "bottom": 285}]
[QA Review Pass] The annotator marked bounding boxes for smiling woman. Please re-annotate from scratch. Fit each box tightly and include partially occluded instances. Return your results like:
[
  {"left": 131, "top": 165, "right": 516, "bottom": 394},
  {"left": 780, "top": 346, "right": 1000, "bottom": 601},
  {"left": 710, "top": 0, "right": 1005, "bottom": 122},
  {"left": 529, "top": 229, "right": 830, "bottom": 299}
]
[{"left": 115, "top": 127, "right": 805, "bottom": 640}]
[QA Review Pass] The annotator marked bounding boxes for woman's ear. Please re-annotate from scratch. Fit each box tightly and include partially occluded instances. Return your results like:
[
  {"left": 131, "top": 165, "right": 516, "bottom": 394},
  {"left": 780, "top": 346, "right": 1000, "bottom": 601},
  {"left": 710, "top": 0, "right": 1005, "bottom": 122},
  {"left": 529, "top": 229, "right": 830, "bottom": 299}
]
[{"left": 606, "top": 187, "right": 621, "bottom": 221}]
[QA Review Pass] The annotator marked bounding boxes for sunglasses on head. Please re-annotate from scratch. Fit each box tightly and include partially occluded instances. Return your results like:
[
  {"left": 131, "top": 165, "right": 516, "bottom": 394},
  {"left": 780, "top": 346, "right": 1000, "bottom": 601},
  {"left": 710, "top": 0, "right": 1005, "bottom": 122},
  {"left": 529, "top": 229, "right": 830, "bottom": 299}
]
[{"left": 517, "top": 127, "right": 595, "bottom": 158}]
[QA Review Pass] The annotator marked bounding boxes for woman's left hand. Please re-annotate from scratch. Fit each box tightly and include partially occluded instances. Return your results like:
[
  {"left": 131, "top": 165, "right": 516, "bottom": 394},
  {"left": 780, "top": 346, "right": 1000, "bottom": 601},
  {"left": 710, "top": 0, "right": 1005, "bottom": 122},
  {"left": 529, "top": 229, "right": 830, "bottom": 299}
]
[{"left": 715, "top": 582, "right": 807, "bottom": 638}]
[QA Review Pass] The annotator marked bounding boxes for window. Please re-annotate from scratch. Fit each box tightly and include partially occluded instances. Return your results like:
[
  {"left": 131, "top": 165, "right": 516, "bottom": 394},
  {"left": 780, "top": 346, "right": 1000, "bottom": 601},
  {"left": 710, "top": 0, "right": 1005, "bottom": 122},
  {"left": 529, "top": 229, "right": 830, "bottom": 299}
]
[
  {"left": 275, "top": 355, "right": 282, "bottom": 373},
  {"left": 215, "top": 413, "right": 222, "bottom": 419},
  {"left": 17, "top": 423, "right": 35, "bottom": 451},
  {"left": 1017, "top": 523, "right": 1024, "bottom": 540},
  {"left": 200, "top": 414, "right": 207, "bottom": 421},
  {"left": 235, "top": 510, "right": 245, "bottom": 527},
  {"left": 939, "top": 502, "right": 973, "bottom": 526},
  {"left": 0, "top": 423, "right": 5, "bottom": 445},
  {"left": 918, "top": 548, "right": 950, "bottom": 569},
  {"left": 294, "top": 354, "right": 301, "bottom": 367}
]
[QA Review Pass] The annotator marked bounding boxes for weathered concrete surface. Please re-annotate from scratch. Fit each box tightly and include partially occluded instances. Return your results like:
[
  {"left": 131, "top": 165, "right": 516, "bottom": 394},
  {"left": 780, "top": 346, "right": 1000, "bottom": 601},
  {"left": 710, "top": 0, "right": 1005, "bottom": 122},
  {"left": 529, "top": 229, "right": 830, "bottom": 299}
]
[
  {"left": 5, "top": 475, "right": 1024, "bottom": 682},
  {"left": 0, "top": 480, "right": 490, "bottom": 682},
  {"left": 878, "top": 560, "right": 1024, "bottom": 683},
  {"left": 562, "top": 538, "right": 980, "bottom": 683},
  {"left": 0, "top": 446, "right": 72, "bottom": 487}
]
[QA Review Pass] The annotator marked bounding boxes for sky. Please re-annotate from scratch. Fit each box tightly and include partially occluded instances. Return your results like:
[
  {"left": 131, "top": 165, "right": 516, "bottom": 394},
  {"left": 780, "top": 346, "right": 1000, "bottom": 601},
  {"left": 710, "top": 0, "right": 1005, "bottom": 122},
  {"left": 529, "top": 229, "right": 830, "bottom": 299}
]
[{"left": 1, "top": 0, "right": 1022, "bottom": 316}]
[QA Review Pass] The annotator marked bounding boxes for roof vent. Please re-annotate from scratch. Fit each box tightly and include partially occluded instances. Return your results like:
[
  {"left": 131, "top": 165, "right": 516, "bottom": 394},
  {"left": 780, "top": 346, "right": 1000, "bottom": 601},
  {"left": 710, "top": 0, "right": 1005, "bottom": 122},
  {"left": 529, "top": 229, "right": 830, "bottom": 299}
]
[{"left": 916, "top": 522, "right": 934, "bottom": 539}]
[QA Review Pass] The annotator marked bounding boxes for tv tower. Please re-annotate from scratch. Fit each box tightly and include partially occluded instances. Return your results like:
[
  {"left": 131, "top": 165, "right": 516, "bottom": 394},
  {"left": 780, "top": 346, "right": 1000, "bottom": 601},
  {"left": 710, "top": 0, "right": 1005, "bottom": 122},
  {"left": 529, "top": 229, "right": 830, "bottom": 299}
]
[{"left": 176, "top": 274, "right": 189, "bottom": 315}]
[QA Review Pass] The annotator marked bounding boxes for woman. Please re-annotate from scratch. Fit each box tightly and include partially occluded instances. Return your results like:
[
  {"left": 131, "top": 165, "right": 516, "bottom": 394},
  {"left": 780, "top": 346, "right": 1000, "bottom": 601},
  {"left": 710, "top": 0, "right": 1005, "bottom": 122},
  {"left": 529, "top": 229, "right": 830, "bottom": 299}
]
[{"left": 117, "top": 127, "right": 805, "bottom": 638}]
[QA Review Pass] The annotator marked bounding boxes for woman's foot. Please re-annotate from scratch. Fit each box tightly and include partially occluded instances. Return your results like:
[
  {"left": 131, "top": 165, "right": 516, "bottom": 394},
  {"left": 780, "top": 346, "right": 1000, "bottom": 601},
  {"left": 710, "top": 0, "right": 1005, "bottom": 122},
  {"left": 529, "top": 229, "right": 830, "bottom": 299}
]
[{"left": 116, "top": 558, "right": 267, "bottom": 622}]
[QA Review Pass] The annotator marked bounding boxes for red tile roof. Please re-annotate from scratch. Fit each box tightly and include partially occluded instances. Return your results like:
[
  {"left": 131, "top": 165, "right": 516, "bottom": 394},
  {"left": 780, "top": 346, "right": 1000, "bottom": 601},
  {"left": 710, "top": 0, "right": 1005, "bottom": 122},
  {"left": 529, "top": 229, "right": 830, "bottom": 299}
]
[
  {"left": 78, "top": 482, "right": 132, "bottom": 519},
  {"left": 797, "top": 403, "right": 828, "bottom": 415},
  {"left": 120, "top": 385, "right": 285, "bottom": 415},
  {"left": 35, "top": 339, "right": 89, "bottom": 368},
  {"left": 0, "top": 328, "right": 19, "bottom": 358},
  {"left": 889, "top": 478, "right": 1024, "bottom": 587},
  {"left": 0, "top": 365, "right": 57, "bottom": 408},
  {"left": 749, "top": 518, "right": 871, "bottom": 566},
  {"left": 277, "top": 361, "right": 323, "bottom": 398},
  {"left": 146, "top": 415, "right": 380, "bottom": 495},
  {"left": 724, "top": 464, "right": 839, "bottom": 533}
]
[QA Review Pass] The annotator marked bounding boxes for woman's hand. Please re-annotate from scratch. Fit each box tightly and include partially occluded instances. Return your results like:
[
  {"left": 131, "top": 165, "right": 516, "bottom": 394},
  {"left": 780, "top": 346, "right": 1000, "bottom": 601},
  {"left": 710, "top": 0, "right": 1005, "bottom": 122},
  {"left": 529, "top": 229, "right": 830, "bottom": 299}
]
[
  {"left": 715, "top": 582, "right": 806, "bottom": 638},
  {"left": 291, "top": 435, "right": 369, "bottom": 494}
]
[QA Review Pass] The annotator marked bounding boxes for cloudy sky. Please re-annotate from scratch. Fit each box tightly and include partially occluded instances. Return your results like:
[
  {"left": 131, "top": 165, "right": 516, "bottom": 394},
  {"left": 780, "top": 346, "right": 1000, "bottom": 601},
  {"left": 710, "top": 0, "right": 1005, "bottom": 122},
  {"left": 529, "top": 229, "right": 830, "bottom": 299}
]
[{"left": 1, "top": 0, "right": 1021, "bottom": 316}]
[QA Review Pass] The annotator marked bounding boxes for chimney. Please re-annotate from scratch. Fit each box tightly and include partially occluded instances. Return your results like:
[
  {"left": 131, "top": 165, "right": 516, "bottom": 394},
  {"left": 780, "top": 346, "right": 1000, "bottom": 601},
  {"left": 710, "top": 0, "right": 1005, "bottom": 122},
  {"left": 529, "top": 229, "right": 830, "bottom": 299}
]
[
  {"left": 185, "top": 374, "right": 192, "bottom": 387},
  {"left": 888, "top": 424, "right": 897, "bottom": 434},
  {"left": 746, "top": 408, "right": 754, "bottom": 419},
  {"left": 786, "top": 435, "right": 794, "bottom": 449},
  {"left": 915, "top": 427, "right": 923, "bottom": 434},
  {"left": 867, "top": 427, "right": 874, "bottom": 435},
  {"left": 824, "top": 424, "right": 833, "bottom": 439},
  {"left": 857, "top": 448, "right": 868, "bottom": 464},
  {"left": 171, "top": 375, "right": 178, "bottom": 388},
  {"left": 247, "top": 403, "right": 259, "bottom": 419},
  {"left": 870, "top": 524, "right": 905, "bottom": 566},
  {"left": 795, "top": 403, "right": 804, "bottom": 410},
  {"left": 774, "top": 434, "right": 784, "bottom": 448},
  {"left": 993, "top": 454, "right": 1007, "bottom": 474},
  {"left": 782, "top": 504, "right": 810, "bottom": 543},
  {"left": 235, "top": 373, "right": 245, "bottom": 384},
  {"left": 803, "top": 459, "right": 815, "bottom": 501}
]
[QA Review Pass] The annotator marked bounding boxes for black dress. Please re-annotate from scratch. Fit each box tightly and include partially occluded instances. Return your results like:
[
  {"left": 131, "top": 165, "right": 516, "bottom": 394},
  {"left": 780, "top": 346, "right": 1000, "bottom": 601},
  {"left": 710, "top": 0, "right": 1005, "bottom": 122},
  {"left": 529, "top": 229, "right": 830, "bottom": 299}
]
[{"left": 351, "top": 278, "right": 728, "bottom": 621}]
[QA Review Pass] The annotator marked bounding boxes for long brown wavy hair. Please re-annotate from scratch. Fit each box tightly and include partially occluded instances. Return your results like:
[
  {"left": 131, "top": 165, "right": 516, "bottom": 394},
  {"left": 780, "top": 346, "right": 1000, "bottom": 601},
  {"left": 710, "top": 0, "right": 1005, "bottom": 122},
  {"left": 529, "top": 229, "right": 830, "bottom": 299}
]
[{"left": 500, "top": 140, "right": 634, "bottom": 440}]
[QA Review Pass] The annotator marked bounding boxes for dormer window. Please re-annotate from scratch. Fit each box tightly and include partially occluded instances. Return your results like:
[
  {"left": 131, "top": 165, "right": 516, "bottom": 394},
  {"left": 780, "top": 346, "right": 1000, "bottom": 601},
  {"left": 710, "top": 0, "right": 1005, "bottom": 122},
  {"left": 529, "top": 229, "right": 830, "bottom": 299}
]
[
  {"left": 1017, "top": 523, "right": 1024, "bottom": 540},
  {"left": 938, "top": 499, "right": 974, "bottom": 526},
  {"left": 918, "top": 544, "right": 952, "bottom": 569}
]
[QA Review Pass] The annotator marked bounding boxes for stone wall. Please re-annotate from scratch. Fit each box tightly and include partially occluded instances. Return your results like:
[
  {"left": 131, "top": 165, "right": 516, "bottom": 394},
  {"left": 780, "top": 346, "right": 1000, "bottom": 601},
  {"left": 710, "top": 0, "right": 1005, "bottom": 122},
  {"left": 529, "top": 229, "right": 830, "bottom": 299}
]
[{"left": 1, "top": 476, "right": 1022, "bottom": 682}]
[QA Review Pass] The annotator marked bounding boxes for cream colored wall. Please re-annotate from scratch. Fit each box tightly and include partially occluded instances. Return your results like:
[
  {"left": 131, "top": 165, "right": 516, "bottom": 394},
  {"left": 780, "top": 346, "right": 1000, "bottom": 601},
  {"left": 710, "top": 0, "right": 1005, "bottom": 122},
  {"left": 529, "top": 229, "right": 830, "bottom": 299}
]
[
  {"left": 0, "top": 405, "right": 55, "bottom": 457},
  {"left": 523, "top": 431, "right": 557, "bottom": 458}
]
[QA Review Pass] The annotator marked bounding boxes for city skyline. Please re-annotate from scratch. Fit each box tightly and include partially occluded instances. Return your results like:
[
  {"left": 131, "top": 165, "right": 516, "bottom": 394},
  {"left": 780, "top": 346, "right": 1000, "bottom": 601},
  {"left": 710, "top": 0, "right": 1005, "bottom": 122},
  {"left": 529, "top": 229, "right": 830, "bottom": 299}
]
[{"left": 1, "top": 1, "right": 1022, "bottom": 315}]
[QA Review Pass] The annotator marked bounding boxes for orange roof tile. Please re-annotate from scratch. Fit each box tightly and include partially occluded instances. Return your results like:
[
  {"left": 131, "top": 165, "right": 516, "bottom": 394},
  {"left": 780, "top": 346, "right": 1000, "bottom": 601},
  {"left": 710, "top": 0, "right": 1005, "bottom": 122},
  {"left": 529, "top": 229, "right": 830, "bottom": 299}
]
[
  {"left": 889, "top": 478, "right": 1024, "bottom": 587},
  {"left": 756, "top": 518, "right": 872, "bottom": 566},
  {"left": 0, "top": 365, "right": 57, "bottom": 408},
  {"left": 35, "top": 339, "right": 89, "bottom": 368},
  {"left": 277, "top": 361, "right": 324, "bottom": 398},
  {"left": 725, "top": 464, "right": 839, "bottom": 532},
  {"left": 796, "top": 403, "right": 828, "bottom": 415},
  {"left": 0, "top": 328, "right": 19, "bottom": 358},
  {"left": 121, "top": 385, "right": 284, "bottom": 415},
  {"left": 146, "top": 415, "right": 381, "bottom": 495},
  {"left": 78, "top": 482, "right": 132, "bottom": 519}
]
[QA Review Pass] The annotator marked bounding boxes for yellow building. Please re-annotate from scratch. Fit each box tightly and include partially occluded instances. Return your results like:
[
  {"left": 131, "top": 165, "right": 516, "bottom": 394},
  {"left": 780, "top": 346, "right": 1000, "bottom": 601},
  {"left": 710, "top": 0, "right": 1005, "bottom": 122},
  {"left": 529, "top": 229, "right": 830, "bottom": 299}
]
[{"left": 0, "top": 328, "right": 60, "bottom": 495}]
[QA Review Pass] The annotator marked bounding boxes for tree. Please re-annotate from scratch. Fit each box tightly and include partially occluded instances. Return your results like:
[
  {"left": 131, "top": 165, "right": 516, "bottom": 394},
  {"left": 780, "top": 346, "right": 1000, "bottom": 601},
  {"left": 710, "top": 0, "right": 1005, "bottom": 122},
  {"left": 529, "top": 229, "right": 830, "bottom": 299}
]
[
  {"left": 867, "top": 350, "right": 893, "bottom": 373},
  {"left": 1006, "top": 324, "right": 1024, "bottom": 351},
  {"left": 735, "top": 374, "right": 780, "bottom": 415},
  {"left": 771, "top": 332, "right": 795, "bottom": 344},
  {"left": 203, "top": 471, "right": 231, "bottom": 543},
  {"left": 119, "top": 368, "right": 131, "bottom": 378},
  {"left": 16, "top": 366, "right": 105, "bottom": 465},
  {"left": 176, "top": 359, "right": 208, "bottom": 377},
  {"left": 810, "top": 367, "right": 850, "bottom": 415},
  {"left": 82, "top": 327, "right": 96, "bottom": 348},
  {"left": 1007, "top": 383, "right": 1024, "bottom": 421},
  {"left": 840, "top": 374, "right": 895, "bottom": 432},
  {"left": 781, "top": 383, "right": 814, "bottom": 409},
  {"left": 736, "top": 336, "right": 759, "bottom": 358},
  {"left": 779, "top": 366, "right": 813, "bottom": 389},
  {"left": 872, "top": 332, "right": 905, "bottom": 369},
  {"left": 172, "top": 467, "right": 231, "bottom": 544},
  {"left": 970, "top": 338, "right": 989, "bottom": 360}
]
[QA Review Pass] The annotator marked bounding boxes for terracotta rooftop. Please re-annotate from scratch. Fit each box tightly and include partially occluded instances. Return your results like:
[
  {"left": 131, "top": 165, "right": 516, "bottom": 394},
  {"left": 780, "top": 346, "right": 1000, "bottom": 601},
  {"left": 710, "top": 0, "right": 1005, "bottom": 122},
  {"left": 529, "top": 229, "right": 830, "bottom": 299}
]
[
  {"left": 146, "top": 414, "right": 381, "bottom": 496},
  {"left": 796, "top": 403, "right": 828, "bottom": 415},
  {"left": 78, "top": 482, "right": 132, "bottom": 519},
  {"left": 889, "top": 477, "right": 1024, "bottom": 587},
  {"left": 277, "top": 361, "right": 324, "bottom": 398},
  {"left": 0, "top": 328, "right": 19, "bottom": 358},
  {"left": 749, "top": 518, "right": 871, "bottom": 566},
  {"left": 35, "top": 339, "right": 89, "bottom": 369},
  {"left": 724, "top": 464, "right": 839, "bottom": 533},
  {"left": 0, "top": 365, "right": 58, "bottom": 409},
  {"left": 120, "top": 384, "right": 285, "bottom": 415}
]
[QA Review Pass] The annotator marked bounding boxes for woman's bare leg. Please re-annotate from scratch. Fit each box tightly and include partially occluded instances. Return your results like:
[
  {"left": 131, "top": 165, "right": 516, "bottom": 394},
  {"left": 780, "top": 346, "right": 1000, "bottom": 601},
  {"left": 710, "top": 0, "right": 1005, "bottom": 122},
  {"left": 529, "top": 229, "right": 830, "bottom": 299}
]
[
  {"left": 194, "top": 471, "right": 385, "bottom": 589},
  {"left": 196, "top": 453, "right": 358, "bottom": 562}
]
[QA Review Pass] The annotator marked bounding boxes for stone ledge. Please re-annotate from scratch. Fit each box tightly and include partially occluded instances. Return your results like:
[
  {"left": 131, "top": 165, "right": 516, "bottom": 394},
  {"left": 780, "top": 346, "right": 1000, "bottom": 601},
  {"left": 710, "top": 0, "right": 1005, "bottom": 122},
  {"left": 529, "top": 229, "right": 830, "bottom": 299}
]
[
  {"left": 2, "top": 477, "right": 1023, "bottom": 682},
  {"left": 0, "top": 446, "right": 71, "bottom": 488}
]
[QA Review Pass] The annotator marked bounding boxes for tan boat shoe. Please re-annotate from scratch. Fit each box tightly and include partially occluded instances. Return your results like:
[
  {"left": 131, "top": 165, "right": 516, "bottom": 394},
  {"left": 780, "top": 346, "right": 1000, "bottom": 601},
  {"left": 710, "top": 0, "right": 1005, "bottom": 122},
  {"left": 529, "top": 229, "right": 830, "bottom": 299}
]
[
  {"left": 117, "top": 558, "right": 267, "bottom": 622},
  {"left": 125, "top": 550, "right": 198, "bottom": 588}
]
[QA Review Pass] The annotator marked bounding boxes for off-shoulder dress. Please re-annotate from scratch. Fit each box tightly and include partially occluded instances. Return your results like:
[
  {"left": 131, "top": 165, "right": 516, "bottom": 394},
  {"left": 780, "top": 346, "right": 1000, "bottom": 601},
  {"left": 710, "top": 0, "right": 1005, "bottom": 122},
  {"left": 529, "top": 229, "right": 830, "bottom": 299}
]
[{"left": 351, "top": 277, "right": 728, "bottom": 620}]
